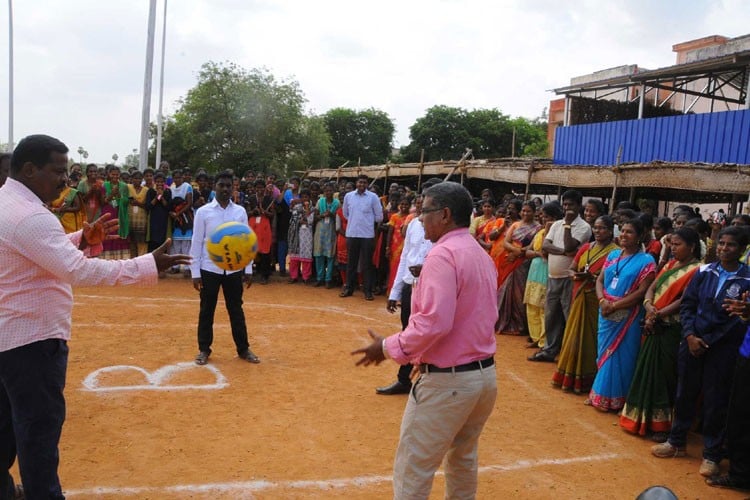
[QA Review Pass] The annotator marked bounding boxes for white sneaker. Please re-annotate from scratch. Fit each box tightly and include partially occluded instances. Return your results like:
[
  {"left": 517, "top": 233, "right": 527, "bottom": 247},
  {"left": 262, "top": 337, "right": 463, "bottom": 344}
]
[
  {"left": 699, "top": 459, "right": 719, "bottom": 477},
  {"left": 651, "top": 441, "right": 686, "bottom": 458}
]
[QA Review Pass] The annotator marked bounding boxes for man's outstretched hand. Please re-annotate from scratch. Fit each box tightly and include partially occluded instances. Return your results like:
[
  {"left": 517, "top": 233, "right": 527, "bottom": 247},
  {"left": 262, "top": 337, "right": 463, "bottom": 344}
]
[
  {"left": 152, "top": 238, "right": 191, "bottom": 273},
  {"left": 351, "top": 329, "right": 386, "bottom": 367}
]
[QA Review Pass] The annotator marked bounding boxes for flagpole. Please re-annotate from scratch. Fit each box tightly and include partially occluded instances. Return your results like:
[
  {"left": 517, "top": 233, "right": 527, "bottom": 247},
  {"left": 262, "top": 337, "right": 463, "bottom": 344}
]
[
  {"left": 139, "top": 0, "right": 157, "bottom": 171},
  {"left": 155, "top": 0, "right": 167, "bottom": 169}
]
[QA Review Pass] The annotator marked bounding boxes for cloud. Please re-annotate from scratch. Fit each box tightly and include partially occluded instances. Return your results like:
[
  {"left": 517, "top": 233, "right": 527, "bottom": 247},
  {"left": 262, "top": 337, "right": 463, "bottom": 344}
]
[{"left": 1, "top": 0, "right": 749, "bottom": 161}]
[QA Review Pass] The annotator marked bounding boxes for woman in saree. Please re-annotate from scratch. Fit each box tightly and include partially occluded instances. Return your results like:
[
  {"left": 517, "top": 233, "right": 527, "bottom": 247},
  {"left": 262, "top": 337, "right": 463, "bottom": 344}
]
[
  {"left": 552, "top": 215, "right": 618, "bottom": 392},
  {"left": 588, "top": 218, "right": 656, "bottom": 412},
  {"left": 101, "top": 165, "right": 131, "bottom": 260},
  {"left": 470, "top": 198, "right": 494, "bottom": 238},
  {"left": 495, "top": 201, "right": 541, "bottom": 335},
  {"left": 128, "top": 170, "right": 149, "bottom": 257},
  {"left": 524, "top": 201, "right": 563, "bottom": 348},
  {"left": 77, "top": 163, "right": 104, "bottom": 223},
  {"left": 385, "top": 198, "right": 411, "bottom": 293},
  {"left": 487, "top": 201, "right": 517, "bottom": 272},
  {"left": 476, "top": 200, "right": 498, "bottom": 254},
  {"left": 620, "top": 227, "right": 701, "bottom": 438},
  {"left": 50, "top": 174, "right": 85, "bottom": 233}
]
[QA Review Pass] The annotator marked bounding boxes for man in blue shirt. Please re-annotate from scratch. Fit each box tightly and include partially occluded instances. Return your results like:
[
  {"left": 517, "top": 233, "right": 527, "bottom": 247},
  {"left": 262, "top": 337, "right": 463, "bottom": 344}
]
[{"left": 340, "top": 175, "right": 383, "bottom": 301}]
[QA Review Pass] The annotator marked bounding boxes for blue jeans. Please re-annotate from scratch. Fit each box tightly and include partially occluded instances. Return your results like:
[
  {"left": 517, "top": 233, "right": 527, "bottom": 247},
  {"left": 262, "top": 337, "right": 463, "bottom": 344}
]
[{"left": 0, "top": 339, "right": 68, "bottom": 499}]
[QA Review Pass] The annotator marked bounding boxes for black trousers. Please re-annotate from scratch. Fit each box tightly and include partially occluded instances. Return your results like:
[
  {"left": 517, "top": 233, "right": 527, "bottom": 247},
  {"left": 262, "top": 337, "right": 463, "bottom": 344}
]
[
  {"left": 0, "top": 339, "right": 68, "bottom": 500},
  {"left": 669, "top": 335, "right": 741, "bottom": 462},
  {"left": 255, "top": 252, "right": 272, "bottom": 279},
  {"left": 197, "top": 270, "right": 250, "bottom": 355},
  {"left": 396, "top": 283, "right": 414, "bottom": 385},
  {"left": 727, "top": 355, "right": 750, "bottom": 481},
  {"left": 345, "top": 237, "right": 375, "bottom": 295}
]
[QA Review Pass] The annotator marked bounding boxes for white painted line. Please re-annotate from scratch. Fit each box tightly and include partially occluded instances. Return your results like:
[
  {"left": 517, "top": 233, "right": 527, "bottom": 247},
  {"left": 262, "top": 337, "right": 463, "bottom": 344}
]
[
  {"left": 81, "top": 362, "right": 227, "bottom": 392},
  {"left": 63, "top": 452, "right": 621, "bottom": 497},
  {"left": 74, "top": 295, "right": 385, "bottom": 322}
]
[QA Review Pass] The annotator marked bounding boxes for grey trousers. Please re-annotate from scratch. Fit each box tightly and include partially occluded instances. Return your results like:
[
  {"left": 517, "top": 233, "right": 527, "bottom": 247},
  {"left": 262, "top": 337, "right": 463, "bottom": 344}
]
[{"left": 541, "top": 277, "right": 573, "bottom": 357}]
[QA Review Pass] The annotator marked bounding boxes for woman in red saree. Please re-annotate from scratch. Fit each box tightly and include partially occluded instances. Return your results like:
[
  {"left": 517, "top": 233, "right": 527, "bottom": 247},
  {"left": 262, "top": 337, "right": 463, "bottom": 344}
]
[
  {"left": 495, "top": 201, "right": 541, "bottom": 335},
  {"left": 385, "top": 198, "right": 411, "bottom": 293},
  {"left": 620, "top": 227, "right": 701, "bottom": 438}
]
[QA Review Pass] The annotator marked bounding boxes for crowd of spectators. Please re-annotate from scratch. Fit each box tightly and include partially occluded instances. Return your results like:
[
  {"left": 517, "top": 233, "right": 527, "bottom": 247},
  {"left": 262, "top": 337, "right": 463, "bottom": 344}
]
[{"left": 3, "top": 153, "right": 749, "bottom": 493}]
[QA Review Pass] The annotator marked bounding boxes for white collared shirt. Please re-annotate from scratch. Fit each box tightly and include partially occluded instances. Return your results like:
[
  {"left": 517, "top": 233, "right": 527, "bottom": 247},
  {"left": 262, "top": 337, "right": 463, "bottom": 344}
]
[
  {"left": 388, "top": 218, "right": 432, "bottom": 301},
  {"left": 190, "top": 198, "right": 253, "bottom": 276}
]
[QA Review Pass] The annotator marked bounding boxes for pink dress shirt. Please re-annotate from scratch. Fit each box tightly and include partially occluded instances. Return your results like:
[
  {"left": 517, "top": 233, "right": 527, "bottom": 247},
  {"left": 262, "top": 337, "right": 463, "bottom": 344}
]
[
  {"left": 384, "top": 228, "right": 498, "bottom": 367},
  {"left": 0, "top": 178, "right": 158, "bottom": 352}
]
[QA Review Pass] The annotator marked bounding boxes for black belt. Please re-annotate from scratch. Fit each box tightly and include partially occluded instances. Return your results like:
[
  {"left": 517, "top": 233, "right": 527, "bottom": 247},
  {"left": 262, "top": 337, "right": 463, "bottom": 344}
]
[{"left": 419, "top": 356, "right": 494, "bottom": 374}]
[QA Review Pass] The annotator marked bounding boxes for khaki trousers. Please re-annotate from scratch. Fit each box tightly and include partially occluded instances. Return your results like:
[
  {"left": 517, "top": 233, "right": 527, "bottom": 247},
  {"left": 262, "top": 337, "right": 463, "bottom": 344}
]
[{"left": 393, "top": 365, "right": 497, "bottom": 500}]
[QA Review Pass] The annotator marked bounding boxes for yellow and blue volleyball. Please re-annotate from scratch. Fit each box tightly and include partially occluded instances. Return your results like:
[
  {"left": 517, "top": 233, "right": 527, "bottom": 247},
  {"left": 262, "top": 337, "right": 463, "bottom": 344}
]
[{"left": 206, "top": 221, "right": 258, "bottom": 271}]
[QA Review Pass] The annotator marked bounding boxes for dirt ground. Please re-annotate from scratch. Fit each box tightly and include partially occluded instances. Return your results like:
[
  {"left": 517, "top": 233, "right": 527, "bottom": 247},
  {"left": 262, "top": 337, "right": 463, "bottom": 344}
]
[{"left": 11, "top": 274, "right": 746, "bottom": 499}]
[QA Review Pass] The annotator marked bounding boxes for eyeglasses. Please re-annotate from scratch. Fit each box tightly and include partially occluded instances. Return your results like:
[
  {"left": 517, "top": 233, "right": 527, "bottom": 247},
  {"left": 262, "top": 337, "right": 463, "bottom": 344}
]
[{"left": 421, "top": 206, "right": 444, "bottom": 214}]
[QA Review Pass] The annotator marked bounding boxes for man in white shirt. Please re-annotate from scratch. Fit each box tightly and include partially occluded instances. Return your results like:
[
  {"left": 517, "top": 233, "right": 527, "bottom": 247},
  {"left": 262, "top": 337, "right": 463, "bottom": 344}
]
[
  {"left": 190, "top": 171, "right": 260, "bottom": 366},
  {"left": 529, "top": 190, "right": 591, "bottom": 362}
]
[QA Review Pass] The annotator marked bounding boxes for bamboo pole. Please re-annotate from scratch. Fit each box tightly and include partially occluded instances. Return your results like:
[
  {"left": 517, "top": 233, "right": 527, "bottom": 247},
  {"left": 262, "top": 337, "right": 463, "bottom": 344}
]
[
  {"left": 444, "top": 148, "right": 473, "bottom": 182},
  {"left": 610, "top": 146, "right": 624, "bottom": 214},
  {"left": 417, "top": 149, "right": 424, "bottom": 192}
]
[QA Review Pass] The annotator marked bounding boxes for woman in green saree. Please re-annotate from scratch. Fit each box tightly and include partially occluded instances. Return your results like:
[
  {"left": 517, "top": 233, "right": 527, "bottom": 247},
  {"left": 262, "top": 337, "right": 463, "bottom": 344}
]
[{"left": 620, "top": 227, "right": 701, "bottom": 438}]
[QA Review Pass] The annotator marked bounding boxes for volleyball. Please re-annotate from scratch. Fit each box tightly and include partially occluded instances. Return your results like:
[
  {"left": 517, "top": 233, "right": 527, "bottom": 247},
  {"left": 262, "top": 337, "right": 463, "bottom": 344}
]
[{"left": 206, "top": 221, "right": 258, "bottom": 271}]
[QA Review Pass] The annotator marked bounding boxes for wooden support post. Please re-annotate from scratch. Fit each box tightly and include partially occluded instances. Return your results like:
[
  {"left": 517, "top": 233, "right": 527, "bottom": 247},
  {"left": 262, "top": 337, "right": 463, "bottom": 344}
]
[
  {"left": 417, "top": 149, "right": 424, "bottom": 192},
  {"left": 524, "top": 162, "right": 534, "bottom": 200}
]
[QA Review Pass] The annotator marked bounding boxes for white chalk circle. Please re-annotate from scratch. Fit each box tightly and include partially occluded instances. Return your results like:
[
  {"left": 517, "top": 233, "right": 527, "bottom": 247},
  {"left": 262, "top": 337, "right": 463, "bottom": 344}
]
[{"left": 81, "top": 362, "right": 228, "bottom": 392}]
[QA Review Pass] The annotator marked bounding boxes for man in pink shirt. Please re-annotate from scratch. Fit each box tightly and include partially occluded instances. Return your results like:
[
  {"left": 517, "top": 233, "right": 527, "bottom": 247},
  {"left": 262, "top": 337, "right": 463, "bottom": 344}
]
[
  {"left": 352, "top": 181, "right": 498, "bottom": 499},
  {"left": 0, "top": 135, "right": 191, "bottom": 499}
]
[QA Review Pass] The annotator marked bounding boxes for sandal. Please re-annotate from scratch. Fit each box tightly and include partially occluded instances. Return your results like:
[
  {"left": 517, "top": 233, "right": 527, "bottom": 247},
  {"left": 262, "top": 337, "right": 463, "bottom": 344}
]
[
  {"left": 583, "top": 398, "right": 593, "bottom": 406},
  {"left": 706, "top": 475, "right": 750, "bottom": 491}
]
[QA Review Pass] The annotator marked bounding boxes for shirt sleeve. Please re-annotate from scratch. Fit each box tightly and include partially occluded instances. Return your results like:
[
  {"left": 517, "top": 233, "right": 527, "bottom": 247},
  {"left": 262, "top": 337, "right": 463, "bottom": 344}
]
[
  {"left": 384, "top": 249, "right": 457, "bottom": 364},
  {"left": 15, "top": 212, "right": 157, "bottom": 286},
  {"left": 190, "top": 207, "right": 206, "bottom": 277},
  {"left": 679, "top": 268, "right": 703, "bottom": 338},
  {"left": 373, "top": 195, "right": 384, "bottom": 224}
]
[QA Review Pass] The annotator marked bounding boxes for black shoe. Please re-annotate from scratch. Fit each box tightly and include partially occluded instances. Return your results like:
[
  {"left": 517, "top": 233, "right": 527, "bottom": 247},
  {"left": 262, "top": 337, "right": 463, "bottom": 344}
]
[
  {"left": 238, "top": 349, "right": 261, "bottom": 364},
  {"left": 376, "top": 381, "right": 412, "bottom": 395},
  {"left": 339, "top": 287, "right": 353, "bottom": 297},
  {"left": 365, "top": 293, "right": 374, "bottom": 301},
  {"left": 195, "top": 351, "right": 210, "bottom": 365},
  {"left": 527, "top": 351, "right": 556, "bottom": 362},
  {"left": 314, "top": 280, "right": 324, "bottom": 287}
]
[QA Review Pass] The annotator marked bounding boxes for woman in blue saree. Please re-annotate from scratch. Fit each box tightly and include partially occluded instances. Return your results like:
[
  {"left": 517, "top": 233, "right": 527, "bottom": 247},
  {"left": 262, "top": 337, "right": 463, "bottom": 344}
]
[{"left": 588, "top": 218, "right": 656, "bottom": 412}]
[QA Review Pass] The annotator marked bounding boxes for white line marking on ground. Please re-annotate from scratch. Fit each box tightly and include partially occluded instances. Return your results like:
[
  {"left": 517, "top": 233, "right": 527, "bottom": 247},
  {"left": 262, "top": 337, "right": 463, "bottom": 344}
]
[
  {"left": 74, "top": 295, "right": 384, "bottom": 322},
  {"left": 501, "top": 369, "right": 612, "bottom": 442},
  {"left": 63, "top": 452, "right": 620, "bottom": 497},
  {"left": 81, "top": 362, "right": 227, "bottom": 392}
]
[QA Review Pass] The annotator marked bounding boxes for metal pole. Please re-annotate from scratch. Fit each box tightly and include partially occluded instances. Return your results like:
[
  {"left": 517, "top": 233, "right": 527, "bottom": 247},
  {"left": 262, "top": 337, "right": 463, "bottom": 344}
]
[
  {"left": 155, "top": 0, "right": 168, "bottom": 170},
  {"left": 744, "top": 68, "right": 750, "bottom": 110},
  {"left": 7, "top": 0, "right": 14, "bottom": 151},
  {"left": 637, "top": 84, "right": 645, "bottom": 119},
  {"left": 563, "top": 97, "right": 570, "bottom": 127},
  {"left": 139, "top": 0, "right": 157, "bottom": 171}
]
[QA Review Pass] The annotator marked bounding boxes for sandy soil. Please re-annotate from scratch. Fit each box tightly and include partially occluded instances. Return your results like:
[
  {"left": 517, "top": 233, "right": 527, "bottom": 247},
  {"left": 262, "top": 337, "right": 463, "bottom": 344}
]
[{"left": 10, "top": 274, "right": 746, "bottom": 499}]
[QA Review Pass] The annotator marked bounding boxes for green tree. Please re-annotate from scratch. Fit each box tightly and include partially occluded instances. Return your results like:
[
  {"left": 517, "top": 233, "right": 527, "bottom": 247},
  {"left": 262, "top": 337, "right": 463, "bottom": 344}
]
[
  {"left": 323, "top": 107, "right": 395, "bottom": 167},
  {"left": 155, "top": 62, "right": 329, "bottom": 176},
  {"left": 401, "top": 105, "right": 549, "bottom": 162}
]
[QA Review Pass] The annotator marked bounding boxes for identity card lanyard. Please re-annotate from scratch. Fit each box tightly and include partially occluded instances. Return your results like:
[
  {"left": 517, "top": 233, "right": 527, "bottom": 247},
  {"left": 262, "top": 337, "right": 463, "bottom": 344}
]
[{"left": 610, "top": 252, "right": 635, "bottom": 289}]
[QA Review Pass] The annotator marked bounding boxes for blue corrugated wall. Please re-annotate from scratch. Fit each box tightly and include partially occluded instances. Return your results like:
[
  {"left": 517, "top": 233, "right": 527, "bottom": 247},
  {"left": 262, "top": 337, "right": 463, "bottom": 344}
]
[{"left": 553, "top": 108, "right": 750, "bottom": 165}]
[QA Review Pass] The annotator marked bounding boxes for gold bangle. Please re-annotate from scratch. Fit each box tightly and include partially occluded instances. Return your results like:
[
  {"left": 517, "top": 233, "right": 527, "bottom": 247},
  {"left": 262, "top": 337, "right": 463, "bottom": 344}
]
[
  {"left": 643, "top": 299, "right": 652, "bottom": 306},
  {"left": 598, "top": 298, "right": 606, "bottom": 304}
]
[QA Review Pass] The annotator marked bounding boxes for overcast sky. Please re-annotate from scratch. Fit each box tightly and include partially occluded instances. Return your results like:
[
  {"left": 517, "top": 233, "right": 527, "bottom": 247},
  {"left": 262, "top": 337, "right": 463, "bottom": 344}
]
[{"left": 1, "top": 0, "right": 749, "bottom": 164}]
